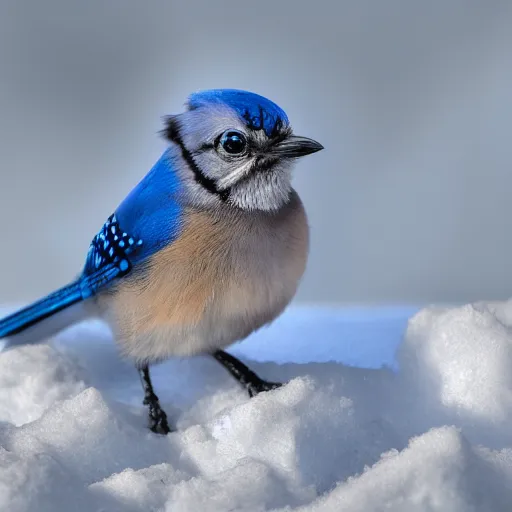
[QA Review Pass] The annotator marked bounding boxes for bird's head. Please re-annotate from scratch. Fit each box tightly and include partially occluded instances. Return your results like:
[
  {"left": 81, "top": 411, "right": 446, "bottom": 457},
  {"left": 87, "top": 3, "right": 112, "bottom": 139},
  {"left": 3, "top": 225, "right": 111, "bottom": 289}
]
[{"left": 163, "top": 89, "right": 323, "bottom": 212}]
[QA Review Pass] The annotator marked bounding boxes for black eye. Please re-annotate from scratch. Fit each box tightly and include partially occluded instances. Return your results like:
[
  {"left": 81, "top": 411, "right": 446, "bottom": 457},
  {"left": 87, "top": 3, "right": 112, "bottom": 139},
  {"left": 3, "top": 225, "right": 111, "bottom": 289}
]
[{"left": 220, "top": 130, "right": 247, "bottom": 155}]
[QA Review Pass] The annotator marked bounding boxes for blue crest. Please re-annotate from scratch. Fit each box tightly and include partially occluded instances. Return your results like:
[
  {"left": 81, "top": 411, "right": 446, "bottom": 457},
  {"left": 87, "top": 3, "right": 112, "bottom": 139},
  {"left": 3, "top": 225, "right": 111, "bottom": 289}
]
[{"left": 187, "top": 89, "right": 290, "bottom": 137}]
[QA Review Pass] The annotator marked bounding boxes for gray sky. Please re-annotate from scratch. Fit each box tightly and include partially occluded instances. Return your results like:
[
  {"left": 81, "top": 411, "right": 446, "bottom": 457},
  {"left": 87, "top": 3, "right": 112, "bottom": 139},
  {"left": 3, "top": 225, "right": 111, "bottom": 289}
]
[{"left": 1, "top": 0, "right": 512, "bottom": 306}]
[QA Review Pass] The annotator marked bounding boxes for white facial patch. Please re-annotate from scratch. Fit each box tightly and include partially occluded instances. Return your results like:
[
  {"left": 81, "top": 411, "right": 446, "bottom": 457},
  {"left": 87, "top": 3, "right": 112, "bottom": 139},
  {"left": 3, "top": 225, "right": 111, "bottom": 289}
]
[{"left": 171, "top": 105, "right": 296, "bottom": 212}]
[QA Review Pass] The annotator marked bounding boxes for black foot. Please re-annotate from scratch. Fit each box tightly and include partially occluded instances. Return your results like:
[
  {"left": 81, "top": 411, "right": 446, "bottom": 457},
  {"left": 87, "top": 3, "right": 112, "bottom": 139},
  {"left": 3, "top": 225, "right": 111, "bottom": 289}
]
[
  {"left": 138, "top": 366, "right": 173, "bottom": 435},
  {"left": 212, "top": 349, "right": 284, "bottom": 398},
  {"left": 246, "top": 379, "right": 283, "bottom": 398},
  {"left": 144, "top": 397, "right": 171, "bottom": 435}
]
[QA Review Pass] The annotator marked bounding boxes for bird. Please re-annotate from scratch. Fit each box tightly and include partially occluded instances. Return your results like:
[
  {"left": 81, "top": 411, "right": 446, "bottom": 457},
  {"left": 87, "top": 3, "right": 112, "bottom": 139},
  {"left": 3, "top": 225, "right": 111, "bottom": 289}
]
[{"left": 0, "top": 88, "right": 323, "bottom": 434}]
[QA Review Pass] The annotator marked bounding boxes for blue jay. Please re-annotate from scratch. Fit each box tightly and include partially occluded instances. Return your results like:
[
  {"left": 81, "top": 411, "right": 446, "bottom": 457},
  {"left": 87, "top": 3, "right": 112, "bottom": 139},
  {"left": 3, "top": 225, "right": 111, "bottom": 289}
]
[{"left": 0, "top": 89, "right": 323, "bottom": 434}]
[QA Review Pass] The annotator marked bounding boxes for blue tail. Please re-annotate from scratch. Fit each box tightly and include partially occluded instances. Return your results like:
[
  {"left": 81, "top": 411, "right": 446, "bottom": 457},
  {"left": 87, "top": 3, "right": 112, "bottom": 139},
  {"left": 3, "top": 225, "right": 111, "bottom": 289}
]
[
  {"left": 0, "top": 281, "right": 84, "bottom": 339},
  {"left": 0, "top": 258, "right": 129, "bottom": 342}
]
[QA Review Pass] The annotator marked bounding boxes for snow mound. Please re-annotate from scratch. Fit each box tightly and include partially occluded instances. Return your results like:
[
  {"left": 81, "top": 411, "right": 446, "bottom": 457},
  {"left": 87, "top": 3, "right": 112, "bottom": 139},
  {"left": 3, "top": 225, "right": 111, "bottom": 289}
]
[
  {"left": 1, "top": 302, "right": 512, "bottom": 511},
  {"left": 398, "top": 302, "right": 512, "bottom": 448},
  {"left": 0, "top": 344, "right": 86, "bottom": 427},
  {"left": 292, "top": 426, "right": 512, "bottom": 512}
]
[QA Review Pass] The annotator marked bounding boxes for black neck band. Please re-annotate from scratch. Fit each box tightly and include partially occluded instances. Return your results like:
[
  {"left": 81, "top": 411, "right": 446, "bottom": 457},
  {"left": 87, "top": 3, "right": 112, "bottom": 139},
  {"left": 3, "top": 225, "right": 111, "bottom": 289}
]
[{"left": 171, "top": 134, "right": 230, "bottom": 202}]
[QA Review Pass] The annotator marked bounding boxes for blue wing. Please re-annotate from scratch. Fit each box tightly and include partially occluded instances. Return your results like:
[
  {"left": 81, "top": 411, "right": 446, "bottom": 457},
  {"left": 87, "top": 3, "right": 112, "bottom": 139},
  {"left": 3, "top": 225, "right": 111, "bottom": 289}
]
[
  {"left": 81, "top": 213, "right": 144, "bottom": 297},
  {"left": 80, "top": 149, "right": 183, "bottom": 296},
  {"left": 0, "top": 150, "right": 183, "bottom": 340}
]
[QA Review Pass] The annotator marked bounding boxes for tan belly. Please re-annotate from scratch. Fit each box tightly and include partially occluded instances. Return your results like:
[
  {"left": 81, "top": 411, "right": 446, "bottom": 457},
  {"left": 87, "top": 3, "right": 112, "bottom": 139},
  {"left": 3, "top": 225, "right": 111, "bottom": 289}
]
[{"left": 99, "top": 192, "right": 309, "bottom": 364}]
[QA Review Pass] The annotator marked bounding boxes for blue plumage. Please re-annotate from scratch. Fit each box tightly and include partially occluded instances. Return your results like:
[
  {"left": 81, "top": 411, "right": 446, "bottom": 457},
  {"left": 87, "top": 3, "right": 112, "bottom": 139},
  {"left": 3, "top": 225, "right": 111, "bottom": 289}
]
[
  {"left": 114, "top": 149, "right": 183, "bottom": 263},
  {"left": 188, "top": 89, "right": 290, "bottom": 137},
  {"left": 83, "top": 214, "right": 142, "bottom": 280},
  {"left": 0, "top": 149, "right": 184, "bottom": 339},
  {"left": 0, "top": 282, "right": 83, "bottom": 338},
  {"left": 83, "top": 149, "right": 183, "bottom": 288}
]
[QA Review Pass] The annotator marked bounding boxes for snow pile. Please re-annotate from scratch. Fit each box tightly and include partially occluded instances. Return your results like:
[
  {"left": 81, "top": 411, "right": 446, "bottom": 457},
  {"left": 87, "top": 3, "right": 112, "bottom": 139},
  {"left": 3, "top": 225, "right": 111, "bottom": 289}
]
[{"left": 1, "top": 302, "right": 512, "bottom": 510}]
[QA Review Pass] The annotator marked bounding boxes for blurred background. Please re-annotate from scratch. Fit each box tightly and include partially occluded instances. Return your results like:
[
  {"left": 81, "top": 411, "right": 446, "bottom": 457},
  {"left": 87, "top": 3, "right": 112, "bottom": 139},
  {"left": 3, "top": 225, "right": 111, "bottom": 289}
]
[{"left": 0, "top": 0, "right": 511, "bottom": 307}]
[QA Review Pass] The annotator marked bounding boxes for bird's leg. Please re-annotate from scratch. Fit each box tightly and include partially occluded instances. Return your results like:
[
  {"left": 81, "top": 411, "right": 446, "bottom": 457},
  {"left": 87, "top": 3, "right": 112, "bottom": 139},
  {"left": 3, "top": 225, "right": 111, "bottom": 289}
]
[
  {"left": 138, "top": 366, "right": 172, "bottom": 435},
  {"left": 212, "top": 349, "right": 282, "bottom": 398}
]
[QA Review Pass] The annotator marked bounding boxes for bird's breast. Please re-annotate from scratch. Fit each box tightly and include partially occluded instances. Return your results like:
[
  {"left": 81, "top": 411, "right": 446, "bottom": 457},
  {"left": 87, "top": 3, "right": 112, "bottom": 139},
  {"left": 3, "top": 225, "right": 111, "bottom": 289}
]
[{"left": 104, "top": 191, "right": 309, "bottom": 360}]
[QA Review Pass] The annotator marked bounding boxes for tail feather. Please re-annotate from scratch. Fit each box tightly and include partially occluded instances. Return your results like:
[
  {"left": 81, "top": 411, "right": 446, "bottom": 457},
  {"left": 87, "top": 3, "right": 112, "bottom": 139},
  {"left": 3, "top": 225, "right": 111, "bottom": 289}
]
[
  {"left": 0, "top": 281, "right": 84, "bottom": 339},
  {"left": 0, "top": 262, "right": 122, "bottom": 348}
]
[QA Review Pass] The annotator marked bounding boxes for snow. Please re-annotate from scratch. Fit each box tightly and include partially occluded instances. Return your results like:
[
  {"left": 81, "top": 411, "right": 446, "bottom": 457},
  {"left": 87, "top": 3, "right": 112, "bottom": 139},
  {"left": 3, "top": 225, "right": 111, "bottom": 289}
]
[{"left": 2, "top": 301, "right": 512, "bottom": 510}]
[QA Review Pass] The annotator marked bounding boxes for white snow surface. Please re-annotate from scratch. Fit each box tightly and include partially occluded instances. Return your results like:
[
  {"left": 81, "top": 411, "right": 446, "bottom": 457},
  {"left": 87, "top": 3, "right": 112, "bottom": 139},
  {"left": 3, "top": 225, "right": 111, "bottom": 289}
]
[{"left": 1, "top": 301, "right": 512, "bottom": 511}]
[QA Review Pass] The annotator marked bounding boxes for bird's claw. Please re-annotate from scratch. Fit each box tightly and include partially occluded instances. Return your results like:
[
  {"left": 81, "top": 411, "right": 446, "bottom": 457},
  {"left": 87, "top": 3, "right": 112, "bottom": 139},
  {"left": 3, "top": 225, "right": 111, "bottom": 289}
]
[
  {"left": 247, "top": 380, "right": 283, "bottom": 398},
  {"left": 147, "top": 403, "right": 172, "bottom": 435}
]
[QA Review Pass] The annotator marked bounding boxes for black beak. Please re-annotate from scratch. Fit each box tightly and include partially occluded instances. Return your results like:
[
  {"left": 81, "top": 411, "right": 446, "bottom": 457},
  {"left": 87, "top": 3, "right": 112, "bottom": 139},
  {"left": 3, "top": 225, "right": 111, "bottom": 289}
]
[{"left": 271, "top": 135, "right": 324, "bottom": 158}]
